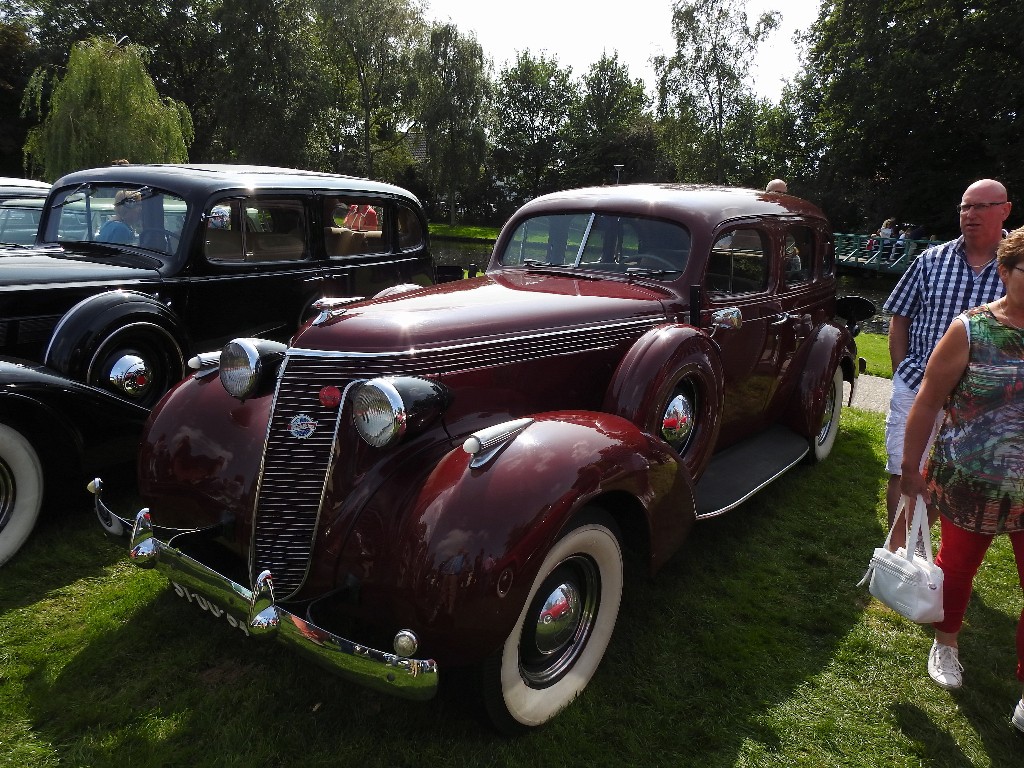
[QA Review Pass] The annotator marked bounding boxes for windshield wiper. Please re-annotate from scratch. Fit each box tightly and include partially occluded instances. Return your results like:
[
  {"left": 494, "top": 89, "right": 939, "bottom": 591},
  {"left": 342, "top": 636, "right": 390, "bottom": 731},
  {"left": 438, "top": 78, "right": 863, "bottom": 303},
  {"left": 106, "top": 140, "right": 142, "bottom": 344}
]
[
  {"left": 53, "top": 182, "right": 93, "bottom": 208},
  {"left": 521, "top": 258, "right": 566, "bottom": 268}
]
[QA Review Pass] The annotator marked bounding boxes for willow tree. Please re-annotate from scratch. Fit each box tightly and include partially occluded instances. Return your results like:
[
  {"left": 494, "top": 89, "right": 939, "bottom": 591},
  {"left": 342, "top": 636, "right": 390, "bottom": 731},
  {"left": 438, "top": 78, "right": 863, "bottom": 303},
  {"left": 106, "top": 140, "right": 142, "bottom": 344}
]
[{"left": 22, "top": 36, "right": 193, "bottom": 180}]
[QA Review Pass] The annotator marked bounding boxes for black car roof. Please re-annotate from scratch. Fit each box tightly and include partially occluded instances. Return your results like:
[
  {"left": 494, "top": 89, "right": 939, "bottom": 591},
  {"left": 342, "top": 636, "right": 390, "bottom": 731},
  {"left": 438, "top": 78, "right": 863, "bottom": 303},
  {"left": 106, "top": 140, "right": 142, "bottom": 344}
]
[{"left": 52, "top": 164, "right": 419, "bottom": 203}]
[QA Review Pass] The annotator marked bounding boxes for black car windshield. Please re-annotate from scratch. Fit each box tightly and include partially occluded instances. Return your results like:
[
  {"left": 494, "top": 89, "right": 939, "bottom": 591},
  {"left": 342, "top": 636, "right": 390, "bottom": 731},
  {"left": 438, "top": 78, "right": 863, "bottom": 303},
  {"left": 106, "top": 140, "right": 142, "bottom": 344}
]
[
  {"left": 498, "top": 213, "right": 691, "bottom": 276},
  {"left": 45, "top": 183, "right": 188, "bottom": 257}
]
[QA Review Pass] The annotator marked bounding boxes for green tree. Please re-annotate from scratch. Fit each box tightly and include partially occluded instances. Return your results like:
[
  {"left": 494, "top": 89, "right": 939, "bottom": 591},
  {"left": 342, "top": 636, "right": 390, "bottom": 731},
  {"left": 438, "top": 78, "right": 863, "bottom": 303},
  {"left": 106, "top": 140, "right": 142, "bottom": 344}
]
[
  {"left": 490, "top": 51, "right": 578, "bottom": 203},
  {"left": 563, "top": 52, "right": 660, "bottom": 187},
  {"left": 414, "top": 23, "right": 489, "bottom": 224},
  {"left": 656, "top": 0, "right": 780, "bottom": 183},
  {"left": 315, "top": 0, "right": 425, "bottom": 179},
  {"left": 793, "top": 0, "right": 1024, "bottom": 233},
  {"left": 22, "top": 36, "right": 192, "bottom": 179},
  {"left": 0, "top": 15, "right": 42, "bottom": 177},
  {"left": 213, "top": 0, "right": 330, "bottom": 168}
]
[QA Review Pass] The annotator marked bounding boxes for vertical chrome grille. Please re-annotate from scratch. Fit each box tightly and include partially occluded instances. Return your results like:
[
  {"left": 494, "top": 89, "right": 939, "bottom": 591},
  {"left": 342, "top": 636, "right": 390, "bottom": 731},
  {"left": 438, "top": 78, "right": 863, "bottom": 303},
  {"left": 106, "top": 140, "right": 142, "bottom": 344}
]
[{"left": 251, "top": 355, "right": 349, "bottom": 598}]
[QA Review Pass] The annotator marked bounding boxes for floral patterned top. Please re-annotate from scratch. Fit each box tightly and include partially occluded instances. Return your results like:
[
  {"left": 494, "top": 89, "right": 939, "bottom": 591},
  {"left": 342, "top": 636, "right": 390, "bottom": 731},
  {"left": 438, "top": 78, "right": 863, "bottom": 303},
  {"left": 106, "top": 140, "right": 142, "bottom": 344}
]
[{"left": 926, "top": 304, "right": 1024, "bottom": 534}]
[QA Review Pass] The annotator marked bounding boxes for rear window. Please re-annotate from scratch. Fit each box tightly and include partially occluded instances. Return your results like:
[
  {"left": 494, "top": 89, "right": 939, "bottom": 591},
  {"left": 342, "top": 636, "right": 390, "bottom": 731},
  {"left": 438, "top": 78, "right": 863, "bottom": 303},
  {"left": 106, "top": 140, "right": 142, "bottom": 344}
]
[{"left": 499, "top": 213, "right": 690, "bottom": 275}]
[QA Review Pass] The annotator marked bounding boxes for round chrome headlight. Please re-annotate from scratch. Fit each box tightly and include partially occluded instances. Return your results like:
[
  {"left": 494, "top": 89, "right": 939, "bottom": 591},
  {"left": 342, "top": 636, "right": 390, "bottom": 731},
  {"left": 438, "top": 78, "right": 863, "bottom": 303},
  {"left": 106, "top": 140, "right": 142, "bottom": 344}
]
[
  {"left": 219, "top": 339, "right": 261, "bottom": 400},
  {"left": 352, "top": 379, "right": 407, "bottom": 448}
]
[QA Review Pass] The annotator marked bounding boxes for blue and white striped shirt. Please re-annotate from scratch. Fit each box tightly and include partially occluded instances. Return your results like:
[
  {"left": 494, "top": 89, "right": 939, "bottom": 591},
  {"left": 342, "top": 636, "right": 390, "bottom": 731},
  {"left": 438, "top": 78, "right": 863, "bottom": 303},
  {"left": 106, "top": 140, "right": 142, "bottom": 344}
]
[{"left": 883, "top": 236, "right": 1005, "bottom": 390}]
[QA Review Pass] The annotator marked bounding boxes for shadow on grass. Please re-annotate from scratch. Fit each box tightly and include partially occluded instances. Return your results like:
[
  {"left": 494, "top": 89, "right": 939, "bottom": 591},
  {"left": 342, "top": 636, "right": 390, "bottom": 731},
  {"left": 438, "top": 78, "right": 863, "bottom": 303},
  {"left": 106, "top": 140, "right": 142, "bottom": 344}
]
[
  {"left": 0, "top": 463, "right": 138, "bottom": 612},
  {"left": 16, "top": 413, "right": 900, "bottom": 767}
]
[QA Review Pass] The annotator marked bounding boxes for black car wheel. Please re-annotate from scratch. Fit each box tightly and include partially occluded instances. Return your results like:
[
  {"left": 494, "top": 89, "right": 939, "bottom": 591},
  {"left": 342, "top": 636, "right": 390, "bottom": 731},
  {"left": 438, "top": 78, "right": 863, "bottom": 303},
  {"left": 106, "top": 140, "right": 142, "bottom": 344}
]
[
  {"left": 481, "top": 509, "right": 622, "bottom": 734},
  {"left": 86, "top": 324, "right": 185, "bottom": 407},
  {"left": 0, "top": 424, "right": 43, "bottom": 566}
]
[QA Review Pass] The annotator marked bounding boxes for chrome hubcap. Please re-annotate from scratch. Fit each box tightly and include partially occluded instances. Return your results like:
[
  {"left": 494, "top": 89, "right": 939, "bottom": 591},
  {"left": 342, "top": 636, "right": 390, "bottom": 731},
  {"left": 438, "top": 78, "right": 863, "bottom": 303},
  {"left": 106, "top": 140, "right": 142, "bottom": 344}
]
[
  {"left": 108, "top": 354, "right": 152, "bottom": 398},
  {"left": 662, "top": 391, "right": 695, "bottom": 452},
  {"left": 521, "top": 556, "right": 598, "bottom": 688}
]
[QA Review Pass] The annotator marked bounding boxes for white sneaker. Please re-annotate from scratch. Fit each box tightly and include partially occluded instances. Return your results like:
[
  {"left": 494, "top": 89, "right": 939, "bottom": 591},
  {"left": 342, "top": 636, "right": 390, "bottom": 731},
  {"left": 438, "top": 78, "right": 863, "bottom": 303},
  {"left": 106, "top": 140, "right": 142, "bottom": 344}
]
[
  {"left": 1013, "top": 698, "right": 1024, "bottom": 734},
  {"left": 927, "top": 641, "right": 963, "bottom": 690}
]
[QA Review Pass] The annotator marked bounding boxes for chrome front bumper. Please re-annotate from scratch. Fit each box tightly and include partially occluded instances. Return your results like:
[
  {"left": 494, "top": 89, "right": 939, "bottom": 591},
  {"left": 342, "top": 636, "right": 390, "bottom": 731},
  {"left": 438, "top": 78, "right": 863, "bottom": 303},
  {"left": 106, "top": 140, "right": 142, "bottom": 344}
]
[{"left": 91, "top": 485, "right": 438, "bottom": 701}]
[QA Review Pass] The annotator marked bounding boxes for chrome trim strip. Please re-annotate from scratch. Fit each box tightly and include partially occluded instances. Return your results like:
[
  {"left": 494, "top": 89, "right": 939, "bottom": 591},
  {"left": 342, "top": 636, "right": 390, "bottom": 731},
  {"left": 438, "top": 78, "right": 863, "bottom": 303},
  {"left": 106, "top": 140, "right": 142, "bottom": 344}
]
[
  {"left": 125, "top": 511, "right": 438, "bottom": 701},
  {"left": 288, "top": 315, "right": 662, "bottom": 360}
]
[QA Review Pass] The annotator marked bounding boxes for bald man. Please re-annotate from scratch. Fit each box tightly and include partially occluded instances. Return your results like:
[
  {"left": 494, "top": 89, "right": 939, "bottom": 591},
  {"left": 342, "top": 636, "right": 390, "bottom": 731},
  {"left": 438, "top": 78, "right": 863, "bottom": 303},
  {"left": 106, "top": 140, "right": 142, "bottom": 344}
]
[
  {"left": 766, "top": 179, "right": 787, "bottom": 193},
  {"left": 883, "top": 178, "right": 1012, "bottom": 544}
]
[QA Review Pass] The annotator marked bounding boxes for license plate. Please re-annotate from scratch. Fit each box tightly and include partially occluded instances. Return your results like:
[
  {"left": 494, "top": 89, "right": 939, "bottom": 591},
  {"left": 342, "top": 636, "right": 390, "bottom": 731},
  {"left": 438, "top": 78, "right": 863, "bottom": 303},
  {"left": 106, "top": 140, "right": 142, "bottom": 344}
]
[{"left": 171, "top": 580, "right": 251, "bottom": 637}]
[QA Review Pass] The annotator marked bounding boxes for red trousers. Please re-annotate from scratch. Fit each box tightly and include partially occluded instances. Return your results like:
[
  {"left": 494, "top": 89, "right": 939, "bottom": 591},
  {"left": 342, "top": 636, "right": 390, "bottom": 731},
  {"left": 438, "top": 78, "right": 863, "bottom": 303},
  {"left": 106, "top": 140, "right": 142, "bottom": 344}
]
[{"left": 934, "top": 516, "right": 1024, "bottom": 682}]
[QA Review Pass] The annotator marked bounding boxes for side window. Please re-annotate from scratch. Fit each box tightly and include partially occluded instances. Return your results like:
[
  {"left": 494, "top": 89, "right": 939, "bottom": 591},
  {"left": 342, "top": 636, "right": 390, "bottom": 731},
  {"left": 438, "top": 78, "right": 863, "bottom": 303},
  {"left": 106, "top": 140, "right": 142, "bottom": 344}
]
[
  {"left": 396, "top": 204, "right": 424, "bottom": 251},
  {"left": 244, "top": 199, "right": 308, "bottom": 262},
  {"left": 784, "top": 226, "right": 815, "bottom": 285},
  {"left": 706, "top": 228, "right": 770, "bottom": 294},
  {"left": 324, "top": 198, "right": 388, "bottom": 257}
]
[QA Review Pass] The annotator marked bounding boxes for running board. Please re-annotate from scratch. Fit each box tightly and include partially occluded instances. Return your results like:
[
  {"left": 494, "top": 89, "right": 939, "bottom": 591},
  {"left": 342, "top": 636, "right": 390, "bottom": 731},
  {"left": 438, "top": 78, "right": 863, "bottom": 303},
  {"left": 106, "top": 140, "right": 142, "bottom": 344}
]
[{"left": 694, "top": 426, "right": 808, "bottom": 518}]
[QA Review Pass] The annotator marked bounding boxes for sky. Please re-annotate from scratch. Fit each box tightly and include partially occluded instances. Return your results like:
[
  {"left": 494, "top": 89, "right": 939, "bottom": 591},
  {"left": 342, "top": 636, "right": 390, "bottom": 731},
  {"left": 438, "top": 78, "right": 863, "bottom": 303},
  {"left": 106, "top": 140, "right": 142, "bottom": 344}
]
[{"left": 423, "top": 0, "right": 821, "bottom": 103}]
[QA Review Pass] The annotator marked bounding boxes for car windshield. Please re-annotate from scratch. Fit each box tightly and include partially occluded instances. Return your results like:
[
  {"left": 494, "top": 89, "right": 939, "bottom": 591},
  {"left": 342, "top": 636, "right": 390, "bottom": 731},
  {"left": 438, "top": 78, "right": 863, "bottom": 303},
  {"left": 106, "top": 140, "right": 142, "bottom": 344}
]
[
  {"left": 45, "top": 183, "right": 188, "bottom": 256},
  {"left": 0, "top": 198, "right": 44, "bottom": 245},
  {"left": 498, "top": 213, "right": 691, "bottom": 276}
]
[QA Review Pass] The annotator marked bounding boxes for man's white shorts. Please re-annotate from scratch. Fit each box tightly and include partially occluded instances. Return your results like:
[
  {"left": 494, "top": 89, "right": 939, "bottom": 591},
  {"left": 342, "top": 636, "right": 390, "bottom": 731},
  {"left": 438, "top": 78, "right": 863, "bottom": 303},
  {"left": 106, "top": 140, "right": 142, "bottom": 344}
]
[{"left": 884, "top": 375, "right": 942, "bottom": 475}]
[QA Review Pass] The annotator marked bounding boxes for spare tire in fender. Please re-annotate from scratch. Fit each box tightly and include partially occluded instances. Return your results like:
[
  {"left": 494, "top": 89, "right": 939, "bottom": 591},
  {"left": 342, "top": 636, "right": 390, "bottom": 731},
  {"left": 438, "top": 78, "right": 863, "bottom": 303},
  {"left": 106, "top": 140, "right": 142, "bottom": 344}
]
[{"left": 602, "top": 324, "right": 723, "bottom": 479}]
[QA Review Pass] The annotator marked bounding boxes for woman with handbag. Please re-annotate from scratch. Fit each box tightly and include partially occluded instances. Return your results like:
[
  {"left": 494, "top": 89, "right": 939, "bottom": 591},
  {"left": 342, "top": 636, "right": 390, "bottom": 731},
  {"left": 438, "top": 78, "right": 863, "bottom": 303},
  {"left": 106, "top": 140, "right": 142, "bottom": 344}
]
[{"left": 901, "top": 226, "right": 1024, "bottom": 733}]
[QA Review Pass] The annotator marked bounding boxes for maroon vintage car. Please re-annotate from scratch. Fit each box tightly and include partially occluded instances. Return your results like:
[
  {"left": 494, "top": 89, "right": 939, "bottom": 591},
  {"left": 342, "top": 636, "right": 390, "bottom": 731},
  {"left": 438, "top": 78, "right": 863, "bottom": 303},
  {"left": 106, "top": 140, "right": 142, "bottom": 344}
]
[{"left": 93, "top": 184, "right": 873, "bottom": 732}]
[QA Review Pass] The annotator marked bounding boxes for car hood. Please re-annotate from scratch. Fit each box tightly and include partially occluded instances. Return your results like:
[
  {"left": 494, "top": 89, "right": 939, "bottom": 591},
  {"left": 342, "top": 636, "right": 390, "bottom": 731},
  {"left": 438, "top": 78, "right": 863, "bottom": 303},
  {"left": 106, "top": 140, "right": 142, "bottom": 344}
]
[
  {"left": 294, "top": 270, "right": 674, "bottom": 352},
  {"left": 0, "top": 247, "right": 160, "bottom": 288}
]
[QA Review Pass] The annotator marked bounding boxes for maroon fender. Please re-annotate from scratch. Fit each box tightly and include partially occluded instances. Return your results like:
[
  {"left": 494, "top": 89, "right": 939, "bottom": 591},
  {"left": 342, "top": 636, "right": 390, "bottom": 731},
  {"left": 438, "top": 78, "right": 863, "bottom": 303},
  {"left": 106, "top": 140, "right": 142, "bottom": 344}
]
[
  {"left": 347, "top": 411, "right": 696, "bottom": 666},
  {"left": 601, "top": 324, "right": 724, "bottom": 479},
  {"left": 138, "top": 371, "right": 271, "bottom": 533},
  {"left": 783, "top": 323, "right": 852, "bottom": 439}
]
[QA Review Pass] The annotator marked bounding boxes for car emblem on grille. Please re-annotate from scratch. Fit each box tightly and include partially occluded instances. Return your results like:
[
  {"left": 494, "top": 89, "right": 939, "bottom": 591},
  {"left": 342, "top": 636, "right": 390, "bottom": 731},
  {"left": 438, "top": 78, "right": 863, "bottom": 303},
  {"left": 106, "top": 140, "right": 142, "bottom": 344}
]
[{"left": 288, "top": 413, "right": 318, "bottom": 439}]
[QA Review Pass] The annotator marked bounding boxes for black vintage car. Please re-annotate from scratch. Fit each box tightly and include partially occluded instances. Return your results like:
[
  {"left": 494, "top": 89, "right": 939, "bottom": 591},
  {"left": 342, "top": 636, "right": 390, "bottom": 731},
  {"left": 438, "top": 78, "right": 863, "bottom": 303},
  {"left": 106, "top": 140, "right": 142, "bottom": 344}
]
[{"left": 0, "top": 163, "right": 440, "bottom": 565}]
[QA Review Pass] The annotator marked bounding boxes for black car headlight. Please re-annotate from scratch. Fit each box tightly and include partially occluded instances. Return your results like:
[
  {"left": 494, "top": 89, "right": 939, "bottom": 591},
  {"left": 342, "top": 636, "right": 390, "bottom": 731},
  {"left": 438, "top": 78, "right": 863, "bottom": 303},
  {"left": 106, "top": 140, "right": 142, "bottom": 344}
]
[
  {"left": 219, "top": 338, "right": 286, "bottom": 400},
  {"left": 352, "top": 377, "right": 450, "bottom": 448}
]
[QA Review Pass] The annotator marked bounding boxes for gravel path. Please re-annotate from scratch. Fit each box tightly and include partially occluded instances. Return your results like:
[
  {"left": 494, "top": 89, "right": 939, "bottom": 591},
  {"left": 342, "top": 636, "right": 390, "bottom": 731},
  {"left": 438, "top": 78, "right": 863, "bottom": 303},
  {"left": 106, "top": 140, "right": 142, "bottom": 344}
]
[{"left": 846, "top": 374, "right": 891, "bottom": 414}]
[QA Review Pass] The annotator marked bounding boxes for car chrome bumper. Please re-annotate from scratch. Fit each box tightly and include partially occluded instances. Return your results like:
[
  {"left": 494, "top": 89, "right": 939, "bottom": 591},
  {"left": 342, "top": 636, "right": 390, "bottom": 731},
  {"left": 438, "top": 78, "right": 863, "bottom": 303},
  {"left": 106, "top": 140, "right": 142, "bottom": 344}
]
[{"left": 91, "top": 488, "right": 438, "bottom": 701}]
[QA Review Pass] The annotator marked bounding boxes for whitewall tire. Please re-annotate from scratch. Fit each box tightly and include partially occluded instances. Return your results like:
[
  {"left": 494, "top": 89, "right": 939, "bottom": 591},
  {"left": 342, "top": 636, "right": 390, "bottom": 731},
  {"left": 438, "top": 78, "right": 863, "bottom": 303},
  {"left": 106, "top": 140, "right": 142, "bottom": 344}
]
[
  {"left": 481, "top": 510, "right": 623, "bottom": 733},
  {"left": 0, "top": 424, "right": 44, "bottom": 566}
]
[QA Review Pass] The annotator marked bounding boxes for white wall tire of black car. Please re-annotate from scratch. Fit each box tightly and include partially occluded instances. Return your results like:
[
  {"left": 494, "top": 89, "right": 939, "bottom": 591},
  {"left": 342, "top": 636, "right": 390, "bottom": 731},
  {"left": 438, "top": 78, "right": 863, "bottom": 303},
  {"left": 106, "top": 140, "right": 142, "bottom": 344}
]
[
  {"left": 481, "top": 509, "right": 623, "bottom": 734},
  {"left": 808, "top": 367, "right": 843, "bottom": 464},
  {"left": 0, "top": 424, "right": 44, "bottom": 566}
]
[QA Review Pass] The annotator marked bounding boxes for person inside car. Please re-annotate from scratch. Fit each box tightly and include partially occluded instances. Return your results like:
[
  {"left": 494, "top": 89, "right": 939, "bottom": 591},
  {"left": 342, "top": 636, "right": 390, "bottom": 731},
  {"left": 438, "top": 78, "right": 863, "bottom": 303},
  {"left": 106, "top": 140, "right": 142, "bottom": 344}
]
[{"left": 97, "top": 190, "right": 142, "bottom": 244}]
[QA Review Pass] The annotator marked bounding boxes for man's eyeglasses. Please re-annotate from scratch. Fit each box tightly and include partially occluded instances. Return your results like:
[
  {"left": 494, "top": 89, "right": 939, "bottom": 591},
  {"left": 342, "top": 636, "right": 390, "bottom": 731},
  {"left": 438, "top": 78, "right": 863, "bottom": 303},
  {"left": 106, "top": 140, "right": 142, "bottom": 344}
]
[
  {"left": 957, "top": 201, "right": 1008, "bottom": 213},
  {"left": 1012, "top": 266, "right": 1024, "bottom": 276}
]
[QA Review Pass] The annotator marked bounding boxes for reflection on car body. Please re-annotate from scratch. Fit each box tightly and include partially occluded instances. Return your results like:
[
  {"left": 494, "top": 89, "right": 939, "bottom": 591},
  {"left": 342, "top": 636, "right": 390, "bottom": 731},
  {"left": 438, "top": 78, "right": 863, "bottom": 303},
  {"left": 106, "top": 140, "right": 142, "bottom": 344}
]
[{"left": 93, "top": 183, "right": 875, "bottom": 733}]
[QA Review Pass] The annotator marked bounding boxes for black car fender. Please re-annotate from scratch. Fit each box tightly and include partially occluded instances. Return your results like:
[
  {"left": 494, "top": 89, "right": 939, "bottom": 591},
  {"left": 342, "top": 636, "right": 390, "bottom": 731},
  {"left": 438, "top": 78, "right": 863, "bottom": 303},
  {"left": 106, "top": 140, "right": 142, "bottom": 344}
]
[
  {"left": 43, "top": 290, "right": 189, "bottom": 383},
  {"left": 601, "top": 323, "right": 724, "bottom": 480}
]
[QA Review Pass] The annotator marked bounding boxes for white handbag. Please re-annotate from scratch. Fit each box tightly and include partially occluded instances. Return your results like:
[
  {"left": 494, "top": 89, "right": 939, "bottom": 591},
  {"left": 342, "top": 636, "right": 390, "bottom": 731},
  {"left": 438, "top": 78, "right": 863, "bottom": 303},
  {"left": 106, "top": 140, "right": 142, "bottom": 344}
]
[{"left": 858, "top": 494, "right": 944, "bottom": 624}]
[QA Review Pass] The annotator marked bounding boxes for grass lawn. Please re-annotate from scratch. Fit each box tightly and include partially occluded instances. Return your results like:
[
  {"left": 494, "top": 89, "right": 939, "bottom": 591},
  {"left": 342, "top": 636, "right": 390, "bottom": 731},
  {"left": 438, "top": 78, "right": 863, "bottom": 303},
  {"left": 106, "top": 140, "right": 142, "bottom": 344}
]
[
  {"left": 3, "top": 410, "right": 1022, "bottom": 767},
  {"left": 857, "top": 331, "right": 892, "bottom": 379}
]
